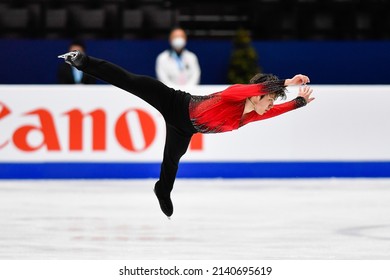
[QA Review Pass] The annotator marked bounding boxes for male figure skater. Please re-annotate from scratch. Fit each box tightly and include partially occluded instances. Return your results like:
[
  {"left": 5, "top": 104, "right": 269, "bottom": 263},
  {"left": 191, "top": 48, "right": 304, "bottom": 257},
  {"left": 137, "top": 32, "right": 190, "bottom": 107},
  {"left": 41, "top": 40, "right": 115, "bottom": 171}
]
[{"left": 58, "top": 51, "right": 314, "bottom": 218}]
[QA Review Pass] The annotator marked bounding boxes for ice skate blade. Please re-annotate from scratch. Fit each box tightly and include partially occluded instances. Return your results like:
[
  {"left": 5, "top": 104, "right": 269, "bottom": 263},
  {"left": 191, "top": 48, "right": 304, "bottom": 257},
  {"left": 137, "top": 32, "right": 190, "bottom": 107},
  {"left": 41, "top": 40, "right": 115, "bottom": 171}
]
[{"left": 57, "top": 51, "right": 78, "bottom": 59}]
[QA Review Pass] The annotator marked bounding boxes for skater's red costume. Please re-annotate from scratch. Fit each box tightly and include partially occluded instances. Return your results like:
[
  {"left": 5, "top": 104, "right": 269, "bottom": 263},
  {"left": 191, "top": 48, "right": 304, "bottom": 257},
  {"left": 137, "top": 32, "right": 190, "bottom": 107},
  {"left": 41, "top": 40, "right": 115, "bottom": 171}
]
[{"left": 189, "top": 82, "right": 302, "bottom": 133}]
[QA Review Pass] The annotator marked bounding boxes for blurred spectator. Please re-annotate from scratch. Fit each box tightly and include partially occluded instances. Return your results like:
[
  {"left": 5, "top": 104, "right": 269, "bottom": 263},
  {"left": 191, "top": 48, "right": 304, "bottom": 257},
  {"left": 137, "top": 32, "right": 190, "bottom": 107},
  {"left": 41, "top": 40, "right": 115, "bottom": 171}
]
[
  {"left": 57, "top": 40, "right": 96, "bottom": 84},
  {"left": 155, "top": 28, "right": 201, "bottom": 87}
]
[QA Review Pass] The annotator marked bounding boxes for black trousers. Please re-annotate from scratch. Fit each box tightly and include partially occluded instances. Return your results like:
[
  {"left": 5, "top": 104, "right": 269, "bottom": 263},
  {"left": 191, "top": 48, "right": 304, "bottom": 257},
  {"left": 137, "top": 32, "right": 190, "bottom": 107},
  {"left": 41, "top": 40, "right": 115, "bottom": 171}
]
[{"left": 81, "top": 57, "right": 196, "bottom": 194}]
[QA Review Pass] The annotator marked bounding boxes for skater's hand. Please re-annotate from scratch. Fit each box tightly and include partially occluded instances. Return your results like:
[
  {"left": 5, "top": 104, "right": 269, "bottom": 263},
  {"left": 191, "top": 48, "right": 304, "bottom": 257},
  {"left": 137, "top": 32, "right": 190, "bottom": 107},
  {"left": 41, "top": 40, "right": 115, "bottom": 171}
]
[
  {"left": 285, "top": 74, "right": 310, "bottom": 86},
  {"left": 298, "top": 85, "right": 315, "bottom": 104}
]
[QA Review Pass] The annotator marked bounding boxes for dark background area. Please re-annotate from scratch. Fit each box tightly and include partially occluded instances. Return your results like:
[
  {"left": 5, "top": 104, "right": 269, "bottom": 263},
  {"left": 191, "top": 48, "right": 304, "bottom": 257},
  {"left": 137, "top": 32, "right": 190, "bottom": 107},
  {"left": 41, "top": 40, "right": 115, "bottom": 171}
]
[
  {"left": 0, "top": 0, "right": 389, "bottom": 84},
  {"left": 1, "top": 0, "right": 389, "bottom": 40},
  {"left": 1, "top": 39, "right": 389, "bottom": 84}
]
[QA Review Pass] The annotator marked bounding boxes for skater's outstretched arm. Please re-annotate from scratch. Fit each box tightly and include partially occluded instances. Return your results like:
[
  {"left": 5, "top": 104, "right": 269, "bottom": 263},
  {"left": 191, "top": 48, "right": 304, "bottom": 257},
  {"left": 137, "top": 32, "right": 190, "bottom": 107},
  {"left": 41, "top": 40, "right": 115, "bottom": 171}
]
[
  {"left": 221, "top": 82, "right": 285, "bottom": 101},
  {"left": 242, "top": 85, "right": 314, "bottom": 125},
  {"left": 222, "top": 74, "right": 310, "bottom": 102}
]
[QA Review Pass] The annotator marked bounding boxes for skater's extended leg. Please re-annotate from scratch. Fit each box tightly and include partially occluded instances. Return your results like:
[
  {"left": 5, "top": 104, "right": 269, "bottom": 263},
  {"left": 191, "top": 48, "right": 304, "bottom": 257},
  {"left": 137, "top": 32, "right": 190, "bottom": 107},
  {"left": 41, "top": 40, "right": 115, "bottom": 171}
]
[
  {"left": 154, "top": 125, "right": 192, "bottom": 217},
  {"left": 59, "top": 51, "right": 176, "bottom": 116}
]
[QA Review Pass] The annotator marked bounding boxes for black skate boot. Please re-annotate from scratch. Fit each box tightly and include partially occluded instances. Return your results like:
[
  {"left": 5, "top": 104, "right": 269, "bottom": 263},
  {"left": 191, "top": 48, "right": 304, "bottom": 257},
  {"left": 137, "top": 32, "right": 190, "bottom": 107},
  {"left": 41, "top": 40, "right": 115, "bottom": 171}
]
[
  {"left": 154, "top": 181, "right": 173, "bottom": 218},
  {"left": 58, "top": 50, "right": 87, "bottom": 68}
]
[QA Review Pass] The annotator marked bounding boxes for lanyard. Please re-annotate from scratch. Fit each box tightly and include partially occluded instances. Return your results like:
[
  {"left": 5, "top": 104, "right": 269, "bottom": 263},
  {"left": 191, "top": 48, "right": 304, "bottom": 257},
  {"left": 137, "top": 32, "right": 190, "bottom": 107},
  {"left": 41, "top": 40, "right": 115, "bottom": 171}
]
[{"left": 171, "top": 51, "right": 185, "bottom": 71}]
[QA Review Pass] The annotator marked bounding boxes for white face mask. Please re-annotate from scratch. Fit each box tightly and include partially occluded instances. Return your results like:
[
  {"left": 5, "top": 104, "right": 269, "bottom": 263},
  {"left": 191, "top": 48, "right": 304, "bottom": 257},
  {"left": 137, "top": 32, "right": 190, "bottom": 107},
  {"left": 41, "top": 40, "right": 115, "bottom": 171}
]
[{"left": 171, "top": 37, "right": 186, "bottom": 51}]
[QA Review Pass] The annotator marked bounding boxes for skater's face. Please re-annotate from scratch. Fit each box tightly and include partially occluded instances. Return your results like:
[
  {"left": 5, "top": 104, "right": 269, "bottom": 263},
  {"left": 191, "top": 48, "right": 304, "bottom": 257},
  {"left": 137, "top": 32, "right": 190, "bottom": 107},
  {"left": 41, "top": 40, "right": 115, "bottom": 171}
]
[{"left": 251, "top": 94, "right": 276, "bottom": 115}]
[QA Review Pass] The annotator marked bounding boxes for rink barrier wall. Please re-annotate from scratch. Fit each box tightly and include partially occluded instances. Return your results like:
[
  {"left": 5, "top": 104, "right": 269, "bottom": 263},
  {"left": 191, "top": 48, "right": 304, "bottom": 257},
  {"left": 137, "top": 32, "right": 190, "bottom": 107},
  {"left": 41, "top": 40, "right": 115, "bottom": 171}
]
[{"left": 1, "top": 85, "right": 390, "bottom": 179}]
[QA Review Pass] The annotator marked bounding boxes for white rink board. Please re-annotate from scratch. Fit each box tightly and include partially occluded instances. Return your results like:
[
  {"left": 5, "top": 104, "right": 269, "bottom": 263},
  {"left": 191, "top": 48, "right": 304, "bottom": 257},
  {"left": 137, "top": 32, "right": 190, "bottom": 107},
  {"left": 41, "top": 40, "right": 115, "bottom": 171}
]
[{"left": 1, "top": 85, "right": 390, "bottom": 162}]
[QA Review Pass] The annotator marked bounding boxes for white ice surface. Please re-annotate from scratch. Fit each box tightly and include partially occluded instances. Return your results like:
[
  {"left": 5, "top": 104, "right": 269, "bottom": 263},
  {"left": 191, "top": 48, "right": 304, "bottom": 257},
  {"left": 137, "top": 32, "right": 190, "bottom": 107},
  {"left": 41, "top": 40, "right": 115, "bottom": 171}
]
[{"left": 0, "top": 179, "right": 389, "bottom": 260}]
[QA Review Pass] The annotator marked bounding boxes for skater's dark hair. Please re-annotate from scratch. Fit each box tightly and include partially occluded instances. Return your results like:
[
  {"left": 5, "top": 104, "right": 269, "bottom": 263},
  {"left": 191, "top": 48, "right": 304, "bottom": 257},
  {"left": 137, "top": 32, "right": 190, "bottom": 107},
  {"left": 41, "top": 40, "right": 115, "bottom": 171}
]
[{"left": 250, "top": 73, "right": 287, "bottom": 100}]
